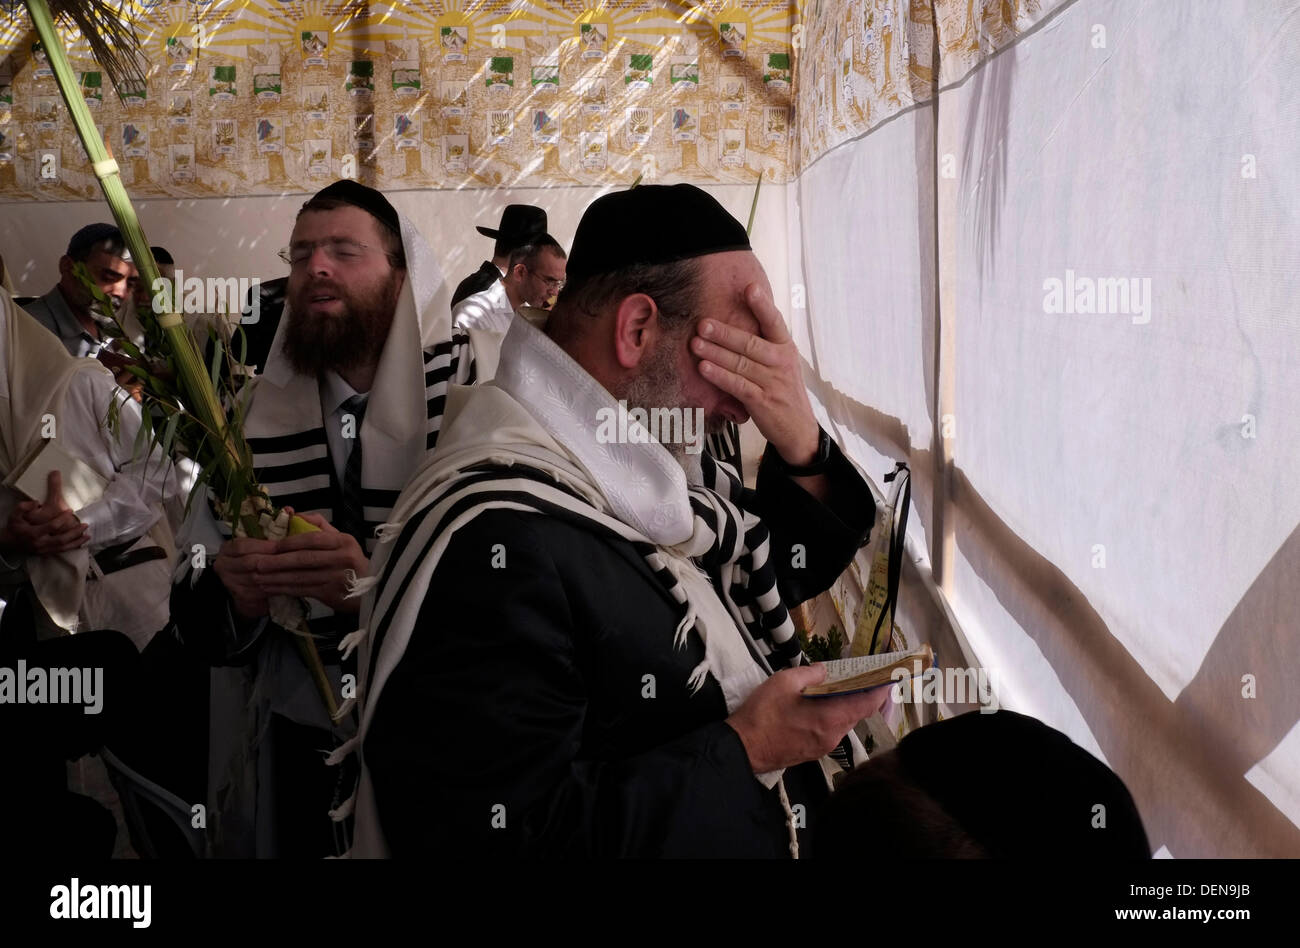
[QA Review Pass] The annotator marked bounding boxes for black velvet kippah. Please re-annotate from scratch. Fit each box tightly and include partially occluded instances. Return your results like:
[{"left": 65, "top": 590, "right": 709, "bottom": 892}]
[
  {"left": 894, "top": 709, "right": 1151, "bottom": 858},
  {"left": 309, "top": 179, "right": 401, "bottom": 235},
  {"left": 565, "top": 183, "right": 751, "bottom": 284}
]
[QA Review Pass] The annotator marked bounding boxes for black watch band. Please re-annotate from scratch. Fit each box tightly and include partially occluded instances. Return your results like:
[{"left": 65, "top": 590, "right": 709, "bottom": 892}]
[{"left": 772, "top": 427, "right": 831, "bottom": 477}]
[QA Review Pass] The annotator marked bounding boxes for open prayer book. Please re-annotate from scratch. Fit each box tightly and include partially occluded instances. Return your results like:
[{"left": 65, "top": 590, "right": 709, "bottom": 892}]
[
  {"left": 802, "top": 644, "right": 935, "bottom": 698},
  {"left": 2, "top": 439, "right": 108, "bottom": 512}
]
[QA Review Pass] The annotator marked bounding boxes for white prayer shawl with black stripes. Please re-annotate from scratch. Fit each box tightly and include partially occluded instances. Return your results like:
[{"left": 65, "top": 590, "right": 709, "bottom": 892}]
[
  {"left": 340, "top": 316, "right": 826, "bottom": 856},
  {"left": 178, "top": 210, "right": 485, "bottom": 728},
  {"left": 239, "top": 213, "right": 480, "bottom": 558}
]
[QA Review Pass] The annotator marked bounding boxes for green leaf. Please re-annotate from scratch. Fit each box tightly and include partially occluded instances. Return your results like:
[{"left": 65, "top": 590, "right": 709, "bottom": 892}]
[
  {"left": 208, "top": 335, "right": 224, "bottom": 391},
  {"left": 131, "top": 399, "right": 153, "bottom": 460},
  {"left": 160, "top": 411, "right": 180, "bottom": 459},
  {"left": 228, "top": 471, "right": 248, "bottom": 536},
  {"left": 183, "top": 462, "right": 215, "bottom": 519},
  {"left": 102, "top": 386, "right": 121, "bottom": 435},
  {"left": 796, "top": 624, "right": 844, "bottom": 663},
  {"left": 71, "top": 261, "right": 122, "bottom": 331},
  {"left": 116, "top": 336, "right": 144, "bottom": 362},
  {"left": 232, "top": 323, "right": 248, "bottom": 368}
]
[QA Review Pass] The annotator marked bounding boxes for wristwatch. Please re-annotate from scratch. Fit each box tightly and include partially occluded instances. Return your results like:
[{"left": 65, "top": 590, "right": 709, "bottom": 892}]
[{"left": 771, "top": 426, "right": 832, "bottom": 477}]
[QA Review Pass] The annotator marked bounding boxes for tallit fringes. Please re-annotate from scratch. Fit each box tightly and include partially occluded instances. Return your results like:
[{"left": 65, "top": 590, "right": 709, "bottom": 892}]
[
  {"left": 338, "top": 626, "right": 367, "bottom": 662},
  {"left": 323, "top": 734, "right": 360, "bottom": 767},
  {"left": 485, "top": 453, "right": 526, "bottom": 473},
  {"left": 777, "top": 776, "right": 800, "bottom": 859},
  {"left": 686, "top": 658, "right": 711, "bottom": 695},
  {"left": 373, "top": 522, "right": 404, "bottom": 543},
  {"left": 330, "top": 695, "right": 357, "bottom": 724},
  {"left": 673, "top": 608, "right": 696, "bottom": 651},
  {"left": 328, "top": 792, "right": 356, "bottom": 823},
  {"left": 847, "top": 729, "right": 870, "bottom": 767},
  {"left": 344, "top": 571, "right": 381, "bottom": 600}
]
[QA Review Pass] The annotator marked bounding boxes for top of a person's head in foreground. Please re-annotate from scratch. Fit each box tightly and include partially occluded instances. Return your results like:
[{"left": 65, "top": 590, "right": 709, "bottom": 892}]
[{"left": 816, "top": 709, "right": 1151, "bottom": 859}]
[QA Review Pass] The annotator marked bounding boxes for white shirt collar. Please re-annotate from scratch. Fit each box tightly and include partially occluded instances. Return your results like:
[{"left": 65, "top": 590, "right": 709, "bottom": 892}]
[
  {"left": 488, "top": 278, "right": 514, "bottom": 312},
  {"left": 319, "top": 368, "right": 365, "bottom": 418}
]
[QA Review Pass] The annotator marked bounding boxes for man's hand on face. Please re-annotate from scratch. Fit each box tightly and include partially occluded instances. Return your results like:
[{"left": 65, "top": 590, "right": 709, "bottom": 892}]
[
  {"left": 690, "top": 283, "right": 822, "bottom": 467},
  {"left": 249, "top": 512, "right": 370, "bottom": 614},
  {"left": 725, "top": 663, "right": 889, "bottom": 774},
  {"left": 0, "top": 471, "right": 90, "bottom": 556}
]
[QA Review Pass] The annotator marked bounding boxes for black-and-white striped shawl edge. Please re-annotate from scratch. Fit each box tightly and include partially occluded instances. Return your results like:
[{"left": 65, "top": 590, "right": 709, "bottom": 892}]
[
  {"left": 354, "top": 463, "right": 804, "bottom": 742},
  {"left": 225, "top": 337, "right": 475, "bottom": 556}
]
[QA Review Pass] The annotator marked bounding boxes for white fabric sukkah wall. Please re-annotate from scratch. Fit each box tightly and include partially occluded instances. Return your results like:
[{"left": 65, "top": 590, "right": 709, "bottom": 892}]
[{"left": 790, "top": 0, "right": 1300, "bottom": 857}]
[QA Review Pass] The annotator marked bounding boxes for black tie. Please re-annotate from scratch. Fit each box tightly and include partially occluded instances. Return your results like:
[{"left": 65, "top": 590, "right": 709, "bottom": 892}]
[{"left": 336, "top": 394, "right": 368, "bottom": 547}]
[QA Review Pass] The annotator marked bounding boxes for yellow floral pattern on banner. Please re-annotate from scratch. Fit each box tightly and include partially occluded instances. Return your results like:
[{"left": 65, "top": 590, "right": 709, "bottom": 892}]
[
  {"left": 0, "top": 0, "right": 795, "bottom": 199},
  {"left": 0, "top": 0, "right": 1058, "bottom": 201}
]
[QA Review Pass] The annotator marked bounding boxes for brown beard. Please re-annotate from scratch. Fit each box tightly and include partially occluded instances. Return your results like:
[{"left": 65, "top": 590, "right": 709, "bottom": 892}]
[{"left": 282, "top": 273, "right": 402, "bottom": 377}]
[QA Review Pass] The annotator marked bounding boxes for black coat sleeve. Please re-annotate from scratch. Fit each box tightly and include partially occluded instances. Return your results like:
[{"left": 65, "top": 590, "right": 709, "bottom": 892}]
[
  {"left": 363, "top": 509, "right": 790, "bottom": 858},
  {"left": 749, "top": 434, "right": 877, "bottom": 605},
  {"left": 169, "top": 565, "right": 268, "bottom": 666}
]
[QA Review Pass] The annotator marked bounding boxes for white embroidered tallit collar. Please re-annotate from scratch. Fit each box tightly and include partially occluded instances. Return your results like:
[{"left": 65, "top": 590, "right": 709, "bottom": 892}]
[{"left": 493, "top": 315, "right": 696, "bottom": 547}]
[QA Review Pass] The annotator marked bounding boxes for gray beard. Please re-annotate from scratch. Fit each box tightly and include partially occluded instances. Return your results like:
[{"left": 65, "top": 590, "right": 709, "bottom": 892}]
[
  {"left": 618, "top": 335, "right": 699, "bottom": 478},
  {"left": 677, "top": 449, "right": 704, "bottom": 485}
]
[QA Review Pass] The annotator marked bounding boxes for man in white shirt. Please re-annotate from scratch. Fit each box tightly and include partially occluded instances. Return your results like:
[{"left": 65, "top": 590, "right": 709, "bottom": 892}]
[
  {"left": 2, "top": 286, "right": 198, "bottom": 857},
  {"left": 451, "top": 234, "right": 567, "bottom": 334},
  {"left": 449, "top": 204, "right": 548, "bottom": 306},
  {"left": 1, "top": 288, "right": 181, "bottom": 649}
]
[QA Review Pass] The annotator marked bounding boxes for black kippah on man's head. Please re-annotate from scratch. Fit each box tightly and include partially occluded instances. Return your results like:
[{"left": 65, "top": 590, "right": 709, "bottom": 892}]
[
  {"left": 814, "top": 709, "right": 1151, "bottom": 859},
  {"left": 305, "top": 179, "right": 401, "bottom": 236},
  {"left": 565, "top": 183, "right": 751, "bottom": 285},
  {"left": 895, "top": 709, "right": 1151, "bottom": 858}
]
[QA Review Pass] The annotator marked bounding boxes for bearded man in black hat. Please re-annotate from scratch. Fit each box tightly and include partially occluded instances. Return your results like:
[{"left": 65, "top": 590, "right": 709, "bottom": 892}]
[
  {"left": 343, "top": 184, "right": 885, "bottom": 857},
  {"left": 450, "top": 204, "right": 548, "bottom": 307},
  {"left": 172, "top": 180, "right": 478, "bottom": 857}
]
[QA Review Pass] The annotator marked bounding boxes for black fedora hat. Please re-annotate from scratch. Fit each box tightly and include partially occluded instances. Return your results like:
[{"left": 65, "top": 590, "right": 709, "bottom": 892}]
[{"left": 476, "top": 204, "right": 548, "bottom": 246}]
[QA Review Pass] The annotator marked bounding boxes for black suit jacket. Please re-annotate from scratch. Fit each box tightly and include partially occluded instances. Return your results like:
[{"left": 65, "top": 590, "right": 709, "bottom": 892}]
[
  {"left": 364, "top": 441, "right": 875, "bottom": 857},
  {"left": 450, "top": 260, "right": 501, "bottom": 307}
]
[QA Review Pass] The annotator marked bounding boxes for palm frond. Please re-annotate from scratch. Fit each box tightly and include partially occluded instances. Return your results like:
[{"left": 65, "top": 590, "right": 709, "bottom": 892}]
[
  {"left": 746, "top": 172, "right": 762, "bottom": 236},
  {"left": 47, "top": 0, "right": 147, "bottom": 94}
]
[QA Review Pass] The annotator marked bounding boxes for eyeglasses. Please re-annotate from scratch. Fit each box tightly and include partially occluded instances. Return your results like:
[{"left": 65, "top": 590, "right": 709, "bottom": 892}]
[
  {"left": 526, "top": 267, "right": 565, "bottom": 292},
  {"left": 278, "top": 238, "right": 395, "bottom": 267}
]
